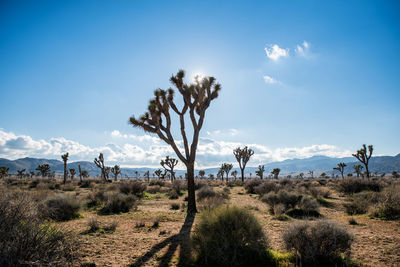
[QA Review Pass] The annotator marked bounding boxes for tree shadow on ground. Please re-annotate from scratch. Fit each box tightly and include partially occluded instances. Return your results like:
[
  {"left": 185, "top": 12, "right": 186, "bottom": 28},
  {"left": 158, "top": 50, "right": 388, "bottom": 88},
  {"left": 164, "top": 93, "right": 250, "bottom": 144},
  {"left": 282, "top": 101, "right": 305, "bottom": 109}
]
[{"left": 131, "top": 213, "right": 196, "bottom": 267}]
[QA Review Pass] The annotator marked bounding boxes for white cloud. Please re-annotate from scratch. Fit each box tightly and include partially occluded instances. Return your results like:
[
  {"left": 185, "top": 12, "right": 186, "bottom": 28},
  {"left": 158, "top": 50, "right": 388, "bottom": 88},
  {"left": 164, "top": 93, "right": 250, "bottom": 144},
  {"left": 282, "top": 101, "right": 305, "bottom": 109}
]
[
  {"left": 263, "top": 75, "right": 279, "bottom": 84},
  {"left": 0, "top": 129, "right": 352, "bottom": 169},
  {"left": 264, "top": 44, "right": 289, "bottom": 61},
  {"left": 295, "top": 41, "right": 310, "bottom": 56}
]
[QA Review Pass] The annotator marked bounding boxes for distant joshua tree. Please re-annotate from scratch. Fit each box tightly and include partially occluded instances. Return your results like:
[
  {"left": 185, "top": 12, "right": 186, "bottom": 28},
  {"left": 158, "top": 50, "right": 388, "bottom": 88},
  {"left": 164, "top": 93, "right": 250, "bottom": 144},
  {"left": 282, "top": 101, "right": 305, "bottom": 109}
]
[
  {"left": 352, "top": 144, "right": 373, "bottom": 179},
  {"left": 129, "top": 70, "right": 220, "bottom": 213},
  {"left": 334, "top": 162, "right": 347, "bottom": 179},
  {"left": 271, "top": 168, "right": 281, "bottom": 179},
  {"left": 320, "top": 172, "right": 327, "bottom": 178},
  {"left": 0, "top": 166, "right": 9, "bottom": 179},
  {"left": 217, "top": 168, "right": 224, "bottom": 180},
  {"left": 36, "top": 164, "right": 51, "bottom": 177},
  {"left": 61, "top": 152, "right": 69, "bottom": 184},
  {"left": 221, "top": 163, "right": 233, "bottom": 181},
  {"left": 392, "top": 171, "right": 399, "bottom": 178},
  {"left": 209, "top": 173, "right": 214, "bottom": 180},
  {"left": 69, "top": 168, "right": 76, "bottom": 179},
  {"left": 111, "top": 165, "right": 121, "bottom": 181},
  {"left": 198, "top": 170, "right": 205, "bottom": 179},
  {"left": 78, "top": 164, "right": 83, "bottom": 182},
  {"left": 233, "top": 146, "right": 254, "bottom": 182},
  {"left": 352, "top": 164, "right": 363, "bottom": 178},
  {"left": 298, "top": 172, "right": 304, "bottom": 179},
  {"left": 308, "top": 170, "right": 314, "bottom": 179},
  {"left": 30, "top": 171, "right": 35, "bottom": 178},
  {"left": 144, "top": 170, "right": 150, "bottom": 182},
  {"left": 231, "top": 170, "right": 238, "bottom": 180},
  {"left": 161, "top": 156, "right": 178, "bottom": 181},
  {"left": 17, "top": 168, "right": 26, "bottom": 178},
  {"left": 255, "top": 165, "right": 265, "bottom": 179},
  {"left": 82, "top": 170, "right": 89, "bottom": 178},
  {"left": 154, "top": 169, "right": 163, "bottom": 180},
  {"left": 94, "top": 153, "right": 107, "bottom": 182}
]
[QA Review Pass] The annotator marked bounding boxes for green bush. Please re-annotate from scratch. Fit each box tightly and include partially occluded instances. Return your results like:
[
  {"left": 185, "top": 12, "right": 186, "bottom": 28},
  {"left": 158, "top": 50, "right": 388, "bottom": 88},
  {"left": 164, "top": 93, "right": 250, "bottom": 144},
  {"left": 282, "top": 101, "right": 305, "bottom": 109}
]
[
  {"left": 283, "top": 220, "right": 353, "bottom": 266},
  {"left": 42, "top": 194, "right": 80, "bottom": 221},
  {"left": 98, "top": 193, "right": 136, "bottom": 215},
  {"left": 192, "top": 206, "right": 273, "bottom": 266}
]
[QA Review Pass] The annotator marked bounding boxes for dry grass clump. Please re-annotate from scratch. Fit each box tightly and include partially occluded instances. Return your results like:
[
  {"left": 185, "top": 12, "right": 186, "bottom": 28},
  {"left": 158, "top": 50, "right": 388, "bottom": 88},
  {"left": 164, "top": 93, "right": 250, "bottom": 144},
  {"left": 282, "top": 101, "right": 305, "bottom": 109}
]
[
  {"left": 0, "top": 187, "right": 76, "bottom": 265},
  {"left": 371, "top": 184, "right": 400, "bottom": 220},
  {"left": 146, "top": 185, "right": 161, "bottom": 194},
  {"left": 170, "top": 202, "right": 180, "bottom": 210},
  {"left": 283, "top": 220, "right": 354, "bottom": 266},
  {"left": 226, "top": 180, "right": 243, "bottom": 187},
  {"left": 98, "top": 192, "right": 136, "bottom": 215},
  {"left": 86, "top": 189, "right": 107, "bottom": 208},
  {"left": 244, "top": 179, "right": 263, "bottom": 194},
  {"left": 41, "top": 194, "right": 81, "bottom": 221},
  {"left": 254, "top": 181, "right": 278, "bottom": 195},
  {"left": 119, "top": 181, "right": 147, "bottom": 197},
  {"left": 337, "top": 178, "right": 383, "bottom": 194},
  {"left": 196, "top": 185, "right": 216, "bottom": 201},
  {"left": 192, "top": 206, "right": 273, "bottom": 266},
  {"left": 149, "top": 180, "right": 166, "bottom": 187}
]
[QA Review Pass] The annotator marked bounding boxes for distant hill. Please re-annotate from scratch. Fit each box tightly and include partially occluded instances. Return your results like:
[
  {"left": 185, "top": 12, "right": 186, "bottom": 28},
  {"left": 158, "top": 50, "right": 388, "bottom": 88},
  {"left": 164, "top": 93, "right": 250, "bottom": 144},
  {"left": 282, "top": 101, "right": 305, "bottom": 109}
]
[{"left": 0, "top": 154, "right": 399, "bottom": 178}]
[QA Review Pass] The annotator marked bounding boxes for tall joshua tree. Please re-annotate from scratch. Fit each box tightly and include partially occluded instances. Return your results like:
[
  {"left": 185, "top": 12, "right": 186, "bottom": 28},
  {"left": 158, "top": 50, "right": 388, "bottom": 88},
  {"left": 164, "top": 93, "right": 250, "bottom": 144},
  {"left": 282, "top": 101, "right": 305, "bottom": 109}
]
[
  {"left": 17, "top": 168, "right": 26, "bottom": 178},
  {"left": 94, "top": 153, "right": 107, "bottom": 182},
  {"left": 160, "top": 156, "right": 178, "bottom": 181},
  {"left": 36, "top": 164, "right": 51, "bottom": 177},
  {"left": 69, "top": 168, "right": 76, "bottom": 179},
  {"left": 334, "top": 162, "right": 347, "bottom": 179},
  {"left": 154, "top": 169, "right": 163, "bottom": 180},
  {"left": 61, "top": 152, "right": 69, "bottom": 184},
  {"left": 144, "top": 170, "right": 150, "bottom": 182},
  {"left": 129, "top": 70, "right": 220, "bottom": 213},
  {"left": 255, "top": 165, "right": 265, "bottom": 179},
  {"left": 0, "top": 166, "right": 9, "bottom": 178},
  {"left": 271, "top": 168, "right": 280, "bottom": 179},
  {"left": 78, "top": 164, "right": 83, "bottom": 182},
  {"left": 221, "top": 163, "right": 233, "bottom": 181},
  {"left": 352, "top": 164, "right": 363, "bottom": 178},
  {"left": 352, "top": 144, "right": 373, "bottom": 179},
  {"left": 111, "top": 165, "right": 121, "bottom": 181},
  {"left": 233, "top": 146, "right": 254, "bottom": 182}
]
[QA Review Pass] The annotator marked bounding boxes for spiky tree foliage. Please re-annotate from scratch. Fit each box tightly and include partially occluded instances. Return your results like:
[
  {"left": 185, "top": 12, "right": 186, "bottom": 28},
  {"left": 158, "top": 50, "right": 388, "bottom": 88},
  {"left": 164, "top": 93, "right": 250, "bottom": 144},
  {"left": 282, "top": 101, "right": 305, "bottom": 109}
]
[
  {"left": 154, "top": 169, "right": 163, "bottom": 179},
  {"left": 144, "top": 170, "right": 150, "bottom": 182},
  {"left": 0, "top": 167, "right": 9, "bottom": 179},
  {"left": 233, "top": 146, "right": 254, "bottom": 182},
  {"left": 17, "top": 168, "right": 26, "bottom": 178},
  {"left": 217, "top": 167, "right": 224, "bottom": 180},
  {"left": 352, "top": 164, "right": 363, "bottom": 178},
  {"left": 231, "top": 170, "right": 238, "bottom": 180},
  {"left": 198, "top": 170, "right": 205, "bottom": 179},
  {"left": 392, "top": 171, "right": 399, "bottom": 178},
  {"left": 320, "top": 172, "right": 326, "bottom": 178},
  {"left": 61, "top": 152, "right": 69, "bottom": 184},
  {"left": 333, "top": 162, "right": 347, "bottom": 179},
  {"left": 352, "top": 144, "right": 373, "bottom": 179},
  {"left": 78, "top": 164, "right": 83, "bottom": 182},
  {"left": 271, "top": 168, "right": 280, "bottom": 179},
  {"left": 35, "top": 164, "right": 51, "bottom": 177},
  {"left": 111, "top": 165, "right": 121, "bottom": 181},
  {"left": 129, "top": 70, "right": 220, "bottom": 213},
  {"left": 160, "top": 156, "right": 179, "bottom": 181},
  {"left": 221, "top": 163, "right": 233, "bottom": 181},
  {"left": 255, "top": 165, "right": 265, "bottom": 179},
  {"left": 69, "top": 168, "right": 76, "bottom": 179},
  {"left": 94, "top": 153, "right": 107, "bottom": 181},
  {"left": 308, "top": 170, "right": 314, "bottom": 179},
  {"left": 29, "top": 171, "right": 35, "bottom": 178},
  {"left": 82, "top": 170, "right": 89, "bottom": 178},
  {"left": 298, "top": 172, "right": 304, "bottom": 179}
]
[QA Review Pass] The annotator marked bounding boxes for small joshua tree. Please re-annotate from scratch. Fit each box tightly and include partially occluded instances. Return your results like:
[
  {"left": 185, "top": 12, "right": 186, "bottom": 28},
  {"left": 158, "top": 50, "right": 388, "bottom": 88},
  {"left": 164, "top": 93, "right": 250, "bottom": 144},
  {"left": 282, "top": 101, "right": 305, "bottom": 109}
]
[
  {"left": 271, "top": 168, "right": 280, "bottom": 179},
  {"left": 161, "top": 156, "right": 178, "bottom": 181},
  {"left": 392, "top": 171, "right": 399, "bottom": 178},
  {"left": 217, "top": 168, "right": 224, "bottom": 180},
  {"left": 94, "top": 153, "right": 107, "bottom": 182},
  {"left": 69, "top": 168, "right": 76, "bottom": 179},
  {"left": 209, "top": 173, "right": 214, "bottom": 180},
  {"left": 298, "top": 172, "right": 304, "bottom": 179},
  {"left": 352, "top": 164, "right": 363, "bottom": 178},
  {"left": 154, "top": 169, "right": 163, "bottom": 180},
  {"left": 233, "top": 146, "right": 254, "bottom": 182},
  {"left": 255, "top": 165, "right": 265, "bottom": 179},
  {"left": 36, "top": 164, "right": 51, "bottom": 177},
  {"left": 0, "top": 166, "right": 9, "bottom": 179},
  {"left": 320, "top": 172, "right": 326, "bottom": 178},
  {"left": 17, "top": 168, "right": 26, "bottom": 178},
  {"left": 231, "top": 170, "right": 238, "bottom": 180},
  {"left": 82, "top": 170, "right": 89, "bottom": 178},
  {"left": 308, "top": 170, "right": 314, "bottom": 179},
  {"left": 129, "top": 70, "right": 220, "bottom": 213},
  {"left": 144, "top": 170, "right": 150, "bottom": 182},
  {"left": 198, "top": 170, "right": 205, "bottom": 179},
  {"left": 78, "top": 164, "right": 83, "bottom": 182},
  {"left": 61, "top": 152, "right": 69, "bottom": 184},
  {"left": 352, "top": 144, "right": 373, "bottom": 179},
  {"left": 333, "top": 162, "right": 347, "bottom": 179},
  {"left": 111, "top": 165, "right": 121, "bottom": 181},
  {"left": 221, "top": 163, "right": 233, "bottom": 181},
  {"left": 30, "top": 171, "right": 35, "bottom": 178}
]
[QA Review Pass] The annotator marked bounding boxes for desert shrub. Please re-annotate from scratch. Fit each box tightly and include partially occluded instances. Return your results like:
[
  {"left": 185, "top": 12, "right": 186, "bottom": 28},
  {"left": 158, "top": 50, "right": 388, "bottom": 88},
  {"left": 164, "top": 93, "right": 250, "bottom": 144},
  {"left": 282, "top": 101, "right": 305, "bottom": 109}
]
[
  {"left": 41, "top": 194, "right": 80, "bottom": 221},
  {"left": 135, "top": 221, "right": 145, "bottom": 228},
  {"left": 146, "top": 185, "right": 161, "bottom": 194},
  {"left": 338, "top": 178, "right": 383, "bottom": 194},
  {"left": 168, "top": 189, "right": 180, "bottom": 199},
  {"left": 0, "top": 188, "right": 76, "bottom": 265},
  {"left": 87, "top": 217, "right": 100, "bottom": 232},
  {"left": 309, "top": 187, "right": 331, "bottom": 198},
  {"left": 119, "top": 181, "right": 147, "bottom": 197},
  {"left": 261, "top": 190, "right": 301, "bottom": 213},
  {"left": 98, "top": 193, "right": 136, "bottom": 215},
  {"left": 149, "top": 180, "right": 165, "bottom": 186},
  {"left": 197, "top": 195, "right": 226, "bottom": 212},
  {"left": 86, "top": 190, "right": 106, "bottom": 208},
  {"left": 299, "top": 196, "right": 319, "bottom": 212},
  {"left": 196, "top": 186, "right": 216, "bottom": 201},
  {"left": 226, "top": 180, "right": 243, "bottom": 187},
  {"left": 195, "top": 180, "right": 208, "bottom": 190},
  {"left": 371, "top": 185, "right": 400, "bottom": 220},
  {"left": 29, "top": 179, "right": 41, "bottom": 189},
  {"left": 170, "top": 203, "right": 180, "bottom": 210},
  {"left": 192, "top": 206, "right": 273, "bottom": 266},
  {"left": 283, "top": 220, "right": 353, "bottom": 266},
  {"left": 286, "top": 196, "right": 320, "bottom": 218},
  {"left": 104, "top": 220, "right": 118, "bottom": 232},
  {"left": 172, "top": 180, "right": 186, "bottom": 194},
  {"left": 244, "top": 179, "right": 262, "bottom": 194},
  {"left": 61, "top": 183, "right": 75, "bottom": 191},
  {"left": 348, "top": 218, "right": 358, "bottom": 225},
  {"left": 254, "top": 181, "right": 277, "bottom": 195},
  {"left": 78, "top": 180, "right": 93, "bottom": 188}
]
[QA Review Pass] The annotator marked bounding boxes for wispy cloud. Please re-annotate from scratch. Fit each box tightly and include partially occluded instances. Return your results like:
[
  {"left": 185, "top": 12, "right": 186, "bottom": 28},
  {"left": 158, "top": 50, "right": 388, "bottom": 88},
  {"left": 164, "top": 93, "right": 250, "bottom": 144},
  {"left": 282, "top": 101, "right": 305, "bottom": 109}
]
[
  {"left": 0, "top": 129, "right": 352, "bottom": 169},
  {"left": 263, "top": 75, "right": 279, "bottom": 84},
  {"left": 264, "top": 44, "right": 289, "bottom": 61},
  {"left": 295, "top": 41, "right": 310, "bottom": 57}
]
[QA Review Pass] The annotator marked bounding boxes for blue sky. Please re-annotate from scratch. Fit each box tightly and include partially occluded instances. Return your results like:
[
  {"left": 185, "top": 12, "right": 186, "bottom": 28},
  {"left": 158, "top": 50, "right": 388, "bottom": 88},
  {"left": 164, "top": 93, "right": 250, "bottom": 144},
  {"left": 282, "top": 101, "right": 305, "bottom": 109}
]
[{"left": 0, "top": 0, "right": 399, "bottom": 168}]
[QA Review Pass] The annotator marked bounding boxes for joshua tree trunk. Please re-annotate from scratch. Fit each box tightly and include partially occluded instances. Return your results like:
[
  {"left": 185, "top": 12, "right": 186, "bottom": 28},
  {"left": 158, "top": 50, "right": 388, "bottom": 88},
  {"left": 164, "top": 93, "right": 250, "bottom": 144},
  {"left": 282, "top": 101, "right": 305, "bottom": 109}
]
[
  {"left": 187, "top": 162, "right": 196, "bottom": 212},
  {"left": 241, "top": 168, "right": 244, "bottom": 182}
]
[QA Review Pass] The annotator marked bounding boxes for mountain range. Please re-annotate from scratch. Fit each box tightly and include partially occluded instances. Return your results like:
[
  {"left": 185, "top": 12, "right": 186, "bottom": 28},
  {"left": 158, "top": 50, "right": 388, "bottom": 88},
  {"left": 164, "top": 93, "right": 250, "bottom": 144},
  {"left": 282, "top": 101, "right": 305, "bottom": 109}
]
[{"left": 1, "top": 154, "right": 399, "bottom": 178}]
